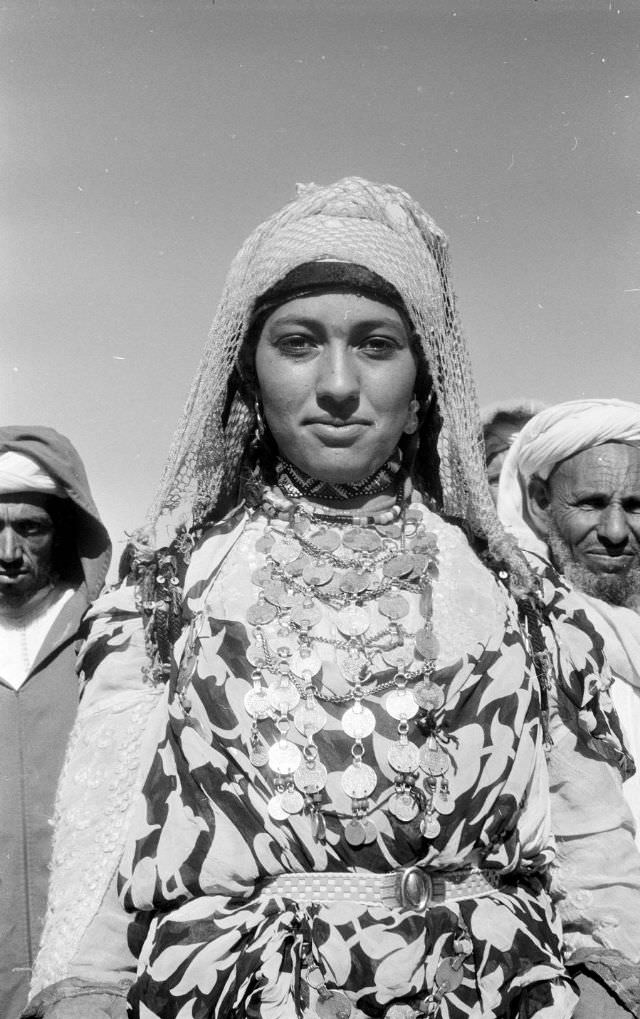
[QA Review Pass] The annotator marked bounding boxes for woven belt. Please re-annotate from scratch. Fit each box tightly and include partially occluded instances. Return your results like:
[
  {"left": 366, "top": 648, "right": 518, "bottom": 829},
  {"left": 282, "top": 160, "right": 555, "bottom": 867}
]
[{"left": 264, "top": 866, "right": 503, "bottom": 910}]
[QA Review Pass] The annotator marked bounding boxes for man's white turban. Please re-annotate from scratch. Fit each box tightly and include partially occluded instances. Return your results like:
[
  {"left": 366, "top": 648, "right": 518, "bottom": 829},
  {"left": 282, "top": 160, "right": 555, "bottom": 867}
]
[
  {"left": 0, "top": 451, "right": 66, "bottom": 497},
  {"left": 498, "top": 398, "right": 640, "bottom": 557}
]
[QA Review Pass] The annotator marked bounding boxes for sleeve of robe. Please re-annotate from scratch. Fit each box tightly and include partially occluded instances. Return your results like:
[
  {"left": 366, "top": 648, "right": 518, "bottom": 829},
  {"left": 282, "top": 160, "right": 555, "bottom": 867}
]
[{"left": 23, "top": 585, "right": 167, "bottom": 1018}]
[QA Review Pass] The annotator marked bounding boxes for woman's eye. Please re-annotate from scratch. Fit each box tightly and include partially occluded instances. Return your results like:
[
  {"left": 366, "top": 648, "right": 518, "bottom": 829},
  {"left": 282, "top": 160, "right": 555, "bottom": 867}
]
[
  {"left": 275, "top": 334, "right": 317, "bottom": 355},
  {"left": 359, "top": 335, "right": 398, "bottom": 356}
]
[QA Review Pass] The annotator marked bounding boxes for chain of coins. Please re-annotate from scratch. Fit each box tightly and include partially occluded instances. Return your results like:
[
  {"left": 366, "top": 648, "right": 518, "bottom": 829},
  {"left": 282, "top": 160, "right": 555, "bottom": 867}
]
[{"left": 242, "top": 498, "right": 458, "bottom": 844}]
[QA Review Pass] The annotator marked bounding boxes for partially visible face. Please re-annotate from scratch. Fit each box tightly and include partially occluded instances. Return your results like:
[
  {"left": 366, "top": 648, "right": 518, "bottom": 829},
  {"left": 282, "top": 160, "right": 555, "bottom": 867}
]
[
  {"left": 484, "top": 416, "right": 523, "bottom": 504},
  {"left": 254, "top": 292, "right": 418, "bottom": 484},
  {"left": 543, "top": 442, "right": 640, "bottom": 605},
  {"left": 0, "top": 494, "right": 57, "bottom": 609}
]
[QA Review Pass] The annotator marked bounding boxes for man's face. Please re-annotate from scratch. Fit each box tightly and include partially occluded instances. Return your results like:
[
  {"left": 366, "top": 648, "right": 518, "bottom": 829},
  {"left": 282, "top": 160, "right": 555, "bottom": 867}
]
[
  {"left": 541, "top": 442, "right": 640, "bottom": 606},
  {"left": 0, "top": 494, "right": 57, "bottom": 610}
]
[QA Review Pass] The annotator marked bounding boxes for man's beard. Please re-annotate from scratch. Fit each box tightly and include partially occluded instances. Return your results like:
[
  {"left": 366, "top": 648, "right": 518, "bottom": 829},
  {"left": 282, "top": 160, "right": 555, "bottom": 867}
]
[{"left": 547, "top": 520, "right": 640, "bottom": 609}]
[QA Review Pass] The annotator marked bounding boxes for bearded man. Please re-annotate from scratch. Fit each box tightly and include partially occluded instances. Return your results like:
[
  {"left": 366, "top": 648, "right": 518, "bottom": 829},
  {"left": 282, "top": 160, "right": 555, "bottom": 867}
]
[
  {"left": 497, "top": 398, "right": 640, "bottom": 1016},
  {"left": 0, "top": 427, "right": 110, "bottom": 1019}
]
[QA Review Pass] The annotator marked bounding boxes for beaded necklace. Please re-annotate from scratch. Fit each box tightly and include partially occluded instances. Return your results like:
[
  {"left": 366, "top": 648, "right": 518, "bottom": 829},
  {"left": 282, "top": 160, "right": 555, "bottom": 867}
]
[
  {"left": 275, "top": 451, "right": 402, "bottom": 503},
  {"left": 236, "top": 480, "right": 455, "bottom": 847}
]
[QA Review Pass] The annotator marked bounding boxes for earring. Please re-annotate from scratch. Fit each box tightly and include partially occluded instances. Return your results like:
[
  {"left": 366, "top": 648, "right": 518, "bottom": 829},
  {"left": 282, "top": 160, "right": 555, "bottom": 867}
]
[
  {"left": 254, "top": 396, "right": 266, "bottom": 439},
  {"left": 403, "top": 397, "right": 420, "bottom": 435},
  {"left": 249, "top": 395, "right": 267, "bottom": 453}
]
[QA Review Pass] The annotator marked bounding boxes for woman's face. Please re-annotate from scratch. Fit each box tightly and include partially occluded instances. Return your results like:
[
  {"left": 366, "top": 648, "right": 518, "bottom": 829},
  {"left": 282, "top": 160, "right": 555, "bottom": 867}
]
[{"left": 254, "top": 292, "right": 418, "bottom": 484}]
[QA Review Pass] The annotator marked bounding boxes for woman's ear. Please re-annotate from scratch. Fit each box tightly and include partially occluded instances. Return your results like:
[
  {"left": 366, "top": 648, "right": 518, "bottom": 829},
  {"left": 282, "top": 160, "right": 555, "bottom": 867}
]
[{"left": 527, "top": 474, "right": 552, "bottom": 536}]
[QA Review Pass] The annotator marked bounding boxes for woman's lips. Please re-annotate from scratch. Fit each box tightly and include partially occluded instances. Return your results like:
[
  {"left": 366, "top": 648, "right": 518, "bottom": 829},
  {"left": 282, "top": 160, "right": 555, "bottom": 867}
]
[{"left": 306, "top": 420, "right": 368, "bottom": 443}]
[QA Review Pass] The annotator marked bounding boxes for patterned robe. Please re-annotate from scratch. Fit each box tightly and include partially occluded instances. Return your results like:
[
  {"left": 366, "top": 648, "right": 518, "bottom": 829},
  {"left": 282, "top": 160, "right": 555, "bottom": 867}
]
[
  {"left": 529, "top": 555, "right": 640, "bottom": 1012},
  {"left": 117, "top": 502, "right": 575, "bottom": 1018}
]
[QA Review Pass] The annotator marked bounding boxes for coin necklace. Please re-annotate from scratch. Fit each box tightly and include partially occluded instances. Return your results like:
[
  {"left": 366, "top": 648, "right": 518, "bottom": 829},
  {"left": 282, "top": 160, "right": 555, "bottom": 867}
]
[{"left": 244, "top": 492, "right": 453, "bottom": 844}]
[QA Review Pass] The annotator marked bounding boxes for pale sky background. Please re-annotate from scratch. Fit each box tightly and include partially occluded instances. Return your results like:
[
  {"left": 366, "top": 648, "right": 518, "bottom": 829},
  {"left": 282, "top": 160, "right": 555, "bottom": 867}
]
[{"left": 3, "top": 0, "right": 639, "bottom": 566}]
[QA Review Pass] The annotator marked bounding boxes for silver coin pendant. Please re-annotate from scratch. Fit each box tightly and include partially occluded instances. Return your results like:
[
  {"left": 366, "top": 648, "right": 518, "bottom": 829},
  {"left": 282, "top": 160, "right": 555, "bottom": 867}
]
[
  {"left": 341, "top": 703, "right": 376, "bottom": 739},
  {"left": 385, "top": 688, "right": 419, "bottom": 721},
  {"left": 268, "top": 740, "right": 302, "bottom": 775},
  {"left": 341, "top": 762, "right": 377, "bottom": 799}
]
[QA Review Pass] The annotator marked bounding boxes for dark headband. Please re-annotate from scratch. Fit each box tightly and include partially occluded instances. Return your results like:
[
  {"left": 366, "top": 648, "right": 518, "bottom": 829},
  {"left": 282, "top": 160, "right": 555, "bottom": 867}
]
[{"left": 250, "top": 261, "right": 412, "bottom": 327}]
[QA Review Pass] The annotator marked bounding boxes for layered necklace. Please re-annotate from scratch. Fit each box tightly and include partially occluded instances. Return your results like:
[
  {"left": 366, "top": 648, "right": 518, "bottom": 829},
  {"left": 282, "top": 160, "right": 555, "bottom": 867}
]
[{"left": 234, "top": 460, "right": 456, "bottom": 848}]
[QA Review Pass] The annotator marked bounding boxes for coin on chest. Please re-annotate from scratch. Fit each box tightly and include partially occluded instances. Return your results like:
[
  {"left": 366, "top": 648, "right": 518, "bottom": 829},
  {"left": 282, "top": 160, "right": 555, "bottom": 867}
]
[
  {"left": 341, "top": 704, "right": 376, "bottom": 739},
  {"left": 433, "top": 786, "right": 455, "bottom": 815},
  {"left": 244, "top": 687, "right": 272, "bottom": 720},
  {"left": 246, "top": 643, "right": 268, "bottom": 668},
  {"left": 343, "top": 527, "right": 383, "bottom": 553},
  {"left": 341, "top": 762, "right": 377, "bottom": 799},
  {"left": 382, "top": 553, "right": 415, "bottom": 579},
  {"left": 361, "top": 818, "right": 378, "bottom": 844},
  {"left": 255, "top": 534, "right": 275, "bottom": 554},
  {"left": 263, "top": 580, "right": 295, "bottom": 609},
  {"left": 311, "top": 528, "right": 341, "bottom": 552},
  {"left": 336, "top": 647, "right": 367, "bottom": 684},
  {"left": 339, "top": 569, "right": 371, "bottom": 595},
  {"left": 435, "top": 957, "right": 464, "bottom": 993},
  {"left": 268, "top": 740, "right": 302, "bottom": 775},
  {"left": 415, "top": 627, "right": 440, "bottom": 660},
  {"left": 336, "top": 606, "right": 370, "bottom": 637},
  {"left": 270, "top": 539, "right": 302, "bottom": 565},
  {"left": 294, "top": 702, "right": 327, "bottom": 736},
  {"left": 420, "top": 814, "right": 441, "bottom": 839},
  {"left": 290, "top": 650, "right": 323, "bottom": 679},
  {"left": 248, "top": 741, "right": 270, "bottom": 768},
  {"left": 267, "top": 795, "right": 288, "bottom": 821},
  {"left": 316, "top": 991, "right": 353, "bottom": 1019},
  {"left": 388, "top": 791, "right": 419, "bottom": 822},
  {"left": 302, "top": 562, "right": 334, "bottom": 587},
  {"left": 419, "top": 740, "right": 450, "bottom": 777},
  {"left": 290, "top": 600, "right": 323, "bottom": 629},
  {"left": 412, "top": 680, "right": 445, "bottom": 712},
  {"left": 377, "top": 592, "right": 410, "bottom": 620},
  {"left": 251, "top": 565, "right": 273, "bottom": 587},
  {"left": 343, "top": 818, "right": 366, "bottom": 847},
  {"left": 283, "top": 554, "right": 310, "bottom": 578},
  {"left": 381, "top": 643, "right": 414, "bottom": 669},
  {"left": 294, "top": 760, "right": 328, "bottom": 793},
  {"left": 410, "top": 531, "right": 438, "bottom": 554},
  {"left": 387, "top": 740, "right": 420, "bottom": 773},
  {"left": 385, "top": 688, "right": 419, "bottom": 721},
  {"left": 280, "top": 788, "right": 305, "bottom": 814},
  {"left": 269, "top": 677, "right": 300, "bottom": 710},
  {"left": 247, "top": 601, "right": 278, "bottom": 626}
]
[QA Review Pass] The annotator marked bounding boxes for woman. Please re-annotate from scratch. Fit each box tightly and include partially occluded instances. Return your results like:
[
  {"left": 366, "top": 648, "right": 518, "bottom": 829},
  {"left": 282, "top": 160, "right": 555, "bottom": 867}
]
[{"left": 29, "top": 179, "right": 575, "bottom": 1018}]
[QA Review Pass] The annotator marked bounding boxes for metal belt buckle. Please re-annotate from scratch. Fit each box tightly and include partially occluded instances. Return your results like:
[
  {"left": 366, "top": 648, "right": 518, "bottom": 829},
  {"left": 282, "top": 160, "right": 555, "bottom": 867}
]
[{"left": 395, "top": 866, "right": 433, "bottom": 909}]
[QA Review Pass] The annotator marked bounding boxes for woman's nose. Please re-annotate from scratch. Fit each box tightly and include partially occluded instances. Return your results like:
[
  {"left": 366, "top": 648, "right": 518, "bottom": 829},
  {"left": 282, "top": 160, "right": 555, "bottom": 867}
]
[{"left": 315, "top": 345, "right": 359, "bottom": 406}]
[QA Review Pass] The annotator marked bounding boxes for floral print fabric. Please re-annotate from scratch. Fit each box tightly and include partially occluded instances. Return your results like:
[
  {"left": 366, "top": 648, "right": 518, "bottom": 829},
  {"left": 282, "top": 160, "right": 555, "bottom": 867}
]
[
  {"left": 530, "top": 555, "right": 640, "bottom": 1010},
  {"left": 118, "top": 505, "right": 574, "bottom": 1018}
]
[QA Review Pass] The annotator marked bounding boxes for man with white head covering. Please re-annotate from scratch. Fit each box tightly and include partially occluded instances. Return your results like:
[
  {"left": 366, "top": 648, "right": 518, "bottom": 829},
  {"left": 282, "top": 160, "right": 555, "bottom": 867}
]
[
  {"left": 498, "top": 398, "right": 640, "bottom": 1016},
  {"left": 0, "top": 426, "right": 111, "bottom": 1019}
]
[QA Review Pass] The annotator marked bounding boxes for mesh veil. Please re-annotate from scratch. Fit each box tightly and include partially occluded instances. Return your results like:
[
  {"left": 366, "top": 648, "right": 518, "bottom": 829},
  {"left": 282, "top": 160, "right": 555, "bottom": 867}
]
[{"left": 148, "top": 177, "right": 523, "bottom": 581}]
